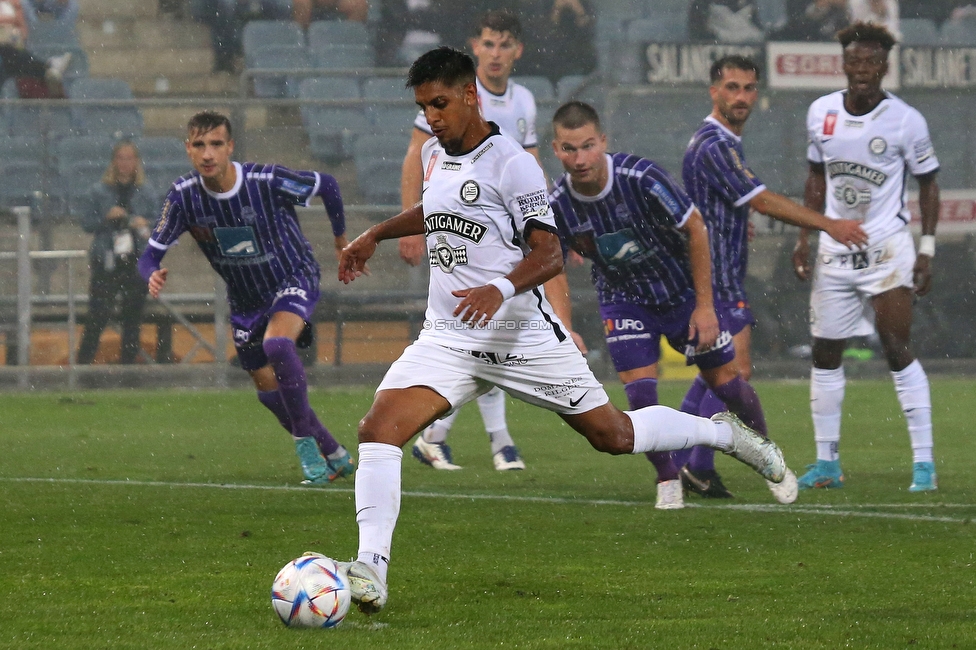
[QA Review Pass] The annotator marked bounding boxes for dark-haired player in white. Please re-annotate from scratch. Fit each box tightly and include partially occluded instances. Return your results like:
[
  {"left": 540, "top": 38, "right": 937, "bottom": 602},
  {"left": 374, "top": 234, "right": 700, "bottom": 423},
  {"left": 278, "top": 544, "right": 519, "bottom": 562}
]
[
  {"left": 331, "top": 47, "right": 790, "bottom": 615},
  {"left": 793, "top": 22, "right": 941, "bottom": 492}
]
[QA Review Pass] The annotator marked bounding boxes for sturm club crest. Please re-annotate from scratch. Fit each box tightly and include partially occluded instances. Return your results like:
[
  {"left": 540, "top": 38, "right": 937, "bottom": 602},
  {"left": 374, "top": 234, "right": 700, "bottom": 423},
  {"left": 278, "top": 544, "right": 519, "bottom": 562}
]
[
  {"left": 869, "top": 137, "right": 887, "bottom": 155},
  {"left": 429, "top": 235, "right": 468, "bottom": 273},
  {"left": 460, "top": 180, "right": 480, "bottom": 204}
]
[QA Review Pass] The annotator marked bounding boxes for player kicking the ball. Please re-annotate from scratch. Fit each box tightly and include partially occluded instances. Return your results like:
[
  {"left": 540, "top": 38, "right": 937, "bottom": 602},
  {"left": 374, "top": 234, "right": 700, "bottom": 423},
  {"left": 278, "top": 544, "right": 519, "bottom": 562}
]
[
  {"left": 792, "top": 23, "right": 942, "bottom": 492},
  {"left": 333, "top": 47, "right": 791, "bottom": 615}
]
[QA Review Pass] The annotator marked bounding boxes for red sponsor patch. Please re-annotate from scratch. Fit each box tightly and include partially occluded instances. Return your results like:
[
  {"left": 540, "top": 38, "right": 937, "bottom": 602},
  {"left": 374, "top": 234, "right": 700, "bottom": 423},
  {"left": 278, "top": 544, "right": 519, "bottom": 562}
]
[
  {"left": 823, "top": 111, "right": 838, "bottom": 136},
  {"left": 423, "top": 152, "right": 439, "bottom": 182}
]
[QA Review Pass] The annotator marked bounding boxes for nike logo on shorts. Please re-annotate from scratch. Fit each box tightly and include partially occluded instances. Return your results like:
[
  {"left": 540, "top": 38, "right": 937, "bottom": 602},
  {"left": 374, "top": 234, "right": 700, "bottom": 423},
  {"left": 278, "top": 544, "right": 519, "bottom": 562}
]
[{"left": 569, "top": 391, "right": 588, "bottom": 407}]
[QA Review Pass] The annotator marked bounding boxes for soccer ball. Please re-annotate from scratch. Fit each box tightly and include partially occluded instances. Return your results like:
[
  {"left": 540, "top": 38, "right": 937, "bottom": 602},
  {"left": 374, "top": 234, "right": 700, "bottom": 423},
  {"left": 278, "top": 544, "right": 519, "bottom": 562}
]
[{"left": 271, "top": 554, "right": 351, "bottom": 628}]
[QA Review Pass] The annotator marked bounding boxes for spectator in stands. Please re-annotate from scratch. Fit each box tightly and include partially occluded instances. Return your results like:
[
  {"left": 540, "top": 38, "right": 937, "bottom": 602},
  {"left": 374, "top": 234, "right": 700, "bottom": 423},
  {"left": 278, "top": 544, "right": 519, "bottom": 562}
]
[
  {"left": 292, "top": 0, "right": 368, "bottom": 29},
  {"left": 900, "top": 1, "right": 957, "bottom": 26},
  {"left": 0, "top": 0, "right": 29, "bottom": 43},
  {"left": 77, "top": 141, "right": 158, "bottom": 365},
  {"left": 848, "top": 0, "right": 900, "bottom": 40},
  {"left": 688, "top": 0, "right": 765, "bottom": 42},
  {"left": 0, "top": 20, "right": 71, "bottom": 97},
  {"left": 21, "top": 0, "right": 79, "bottom": 32},
  {"left": 190, "top": 0, "right": 291, "bottom": 73},
  {"left": 774, "top": 0, "right": 850, "bottom": 41},
  {"left": 518, "top": 0, "right": 596, "bottom": 82}
]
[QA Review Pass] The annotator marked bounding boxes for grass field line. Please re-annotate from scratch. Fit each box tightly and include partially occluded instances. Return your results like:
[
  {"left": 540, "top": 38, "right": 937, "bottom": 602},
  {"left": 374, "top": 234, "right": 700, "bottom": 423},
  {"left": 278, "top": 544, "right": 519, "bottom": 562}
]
[{"left": 3, "top": 476, "right": 972, "bottom": 524}]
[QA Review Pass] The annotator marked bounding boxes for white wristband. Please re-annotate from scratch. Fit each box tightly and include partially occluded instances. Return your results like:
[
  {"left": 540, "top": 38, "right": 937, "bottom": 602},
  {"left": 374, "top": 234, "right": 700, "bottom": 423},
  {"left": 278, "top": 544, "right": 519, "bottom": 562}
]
[
  {"left": 919, "top": 235, "right": 935, "bottom": 258},
  {"left": 487, "top": 277, "right": 516, "bottom": 301}
]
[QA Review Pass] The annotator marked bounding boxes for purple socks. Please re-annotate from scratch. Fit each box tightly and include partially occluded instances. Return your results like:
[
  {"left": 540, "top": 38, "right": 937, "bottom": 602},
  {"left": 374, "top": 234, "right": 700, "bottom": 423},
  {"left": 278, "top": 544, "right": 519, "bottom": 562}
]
[
  {"left": 625, "top": 378, "right": 679, "bottom": 482},
  {"left": 711, "top": 375, "right": 768, "bottom": 438},
  {"left": 261, "top": 337, "right": 340, "bottom": 456}
]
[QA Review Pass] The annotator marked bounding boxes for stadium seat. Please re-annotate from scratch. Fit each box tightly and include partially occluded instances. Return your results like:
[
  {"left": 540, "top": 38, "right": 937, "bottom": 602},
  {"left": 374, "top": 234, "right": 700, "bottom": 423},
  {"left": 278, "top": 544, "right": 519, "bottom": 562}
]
[
  {"left": 242, "top": 20, "right": 305, "bottom": 55},
  {"left": 4, "top": 104, "right": 74, "bottom": 140},
  {"left": 55, "top": 135, "right": 115, "bottom": 171},
  {"left": 0, "top": 135, "right": 43, "bottom": 164},
  {"left": 68, "top": 78, "right": 142, "bottom": 138},
  {"left": 138, "top": 136, "right": 189, "bottom": 191},
  {"left": 307, "top": 20, "right": 371, "bottom": 49},
  {"left": 28, "top": 45, "right": 90, "bottom": 83},
  {"left": 143, "top": 162, "right": 189, "bottom": 193},
  {"left": 511, "top": 76, "right": 555, "bottom": 102},
  {"left": 756, "top": 0, "right": 787, "bottom": 30},
  {"left": 26, "top": 20, "right": 80, "bottom": 51},
  {"left": 940, "top": 19, "right": 976, "bottom": 47},
  {"left": 556, "top": 74, "right": 588, "bottom": 102},
  {"left": 311, "top": 42, "right": 374, "bottom": 69},
  {"left": 598, "top": 0, "right": 645, "bottom": 20},
  {"left": 0, "top": 160, "right": 47, "bottom": 208},
  {"left": 246, "top": 44, "right": 310, "bottom": 98},
  {"left": 900, "top": 19, "right": 940, "bottom": 46},
  {"left": 626, "top": 17, "right": 691, "bottom": 44},
  {"left": 362, "top": 76, "right": 418, "bottom": 132},
  {"left": 299, "top": 77, "right": 368, "bottom": 161},
  {"left": 353, "top": 133, "right": 411, "bottom": 204}
]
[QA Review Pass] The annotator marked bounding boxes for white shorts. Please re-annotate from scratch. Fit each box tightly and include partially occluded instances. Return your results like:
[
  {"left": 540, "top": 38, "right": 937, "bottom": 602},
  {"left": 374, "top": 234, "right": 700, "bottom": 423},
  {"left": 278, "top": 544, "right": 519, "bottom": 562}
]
[
  {"left": 376, "top": 338, "right": 610, "bottom": 416},
  {"left": 810, "top": 230, "right": 915, "bottom": 339}
]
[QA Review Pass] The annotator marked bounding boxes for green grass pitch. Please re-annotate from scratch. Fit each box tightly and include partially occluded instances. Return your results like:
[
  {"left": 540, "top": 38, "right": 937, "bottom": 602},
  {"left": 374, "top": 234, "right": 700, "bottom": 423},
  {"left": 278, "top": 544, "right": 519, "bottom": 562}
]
[{"left": 1, "top": 379, "right": 974, "bottom": 649}]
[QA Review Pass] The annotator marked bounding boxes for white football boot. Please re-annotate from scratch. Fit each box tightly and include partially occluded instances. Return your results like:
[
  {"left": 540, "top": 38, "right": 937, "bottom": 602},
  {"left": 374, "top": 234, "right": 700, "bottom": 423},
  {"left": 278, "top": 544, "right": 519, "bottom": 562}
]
[{"left": 712, "top": 412, "right": 786, "bottom": 483}]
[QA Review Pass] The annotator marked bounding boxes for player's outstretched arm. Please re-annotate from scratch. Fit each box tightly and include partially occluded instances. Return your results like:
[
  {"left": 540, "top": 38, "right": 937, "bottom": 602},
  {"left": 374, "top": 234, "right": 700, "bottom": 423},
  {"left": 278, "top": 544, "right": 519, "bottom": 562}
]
[
  {"left": 750, "top": 189, "right": 868, "bottom": 249},
  {"left": 339, "top": 204, "right": 425, "bottom": 284},
  {"left": 913, "top": 171, "right": 940, "bottom": 296},
  {"left": 452, "top": 228, "right": 564, "bottom": 326},
  {"left": 680, "top": 209, "right": 719, "bottom": 350},
  {"left": 793, "top": 163, "right": 828, "bottom": 281}
]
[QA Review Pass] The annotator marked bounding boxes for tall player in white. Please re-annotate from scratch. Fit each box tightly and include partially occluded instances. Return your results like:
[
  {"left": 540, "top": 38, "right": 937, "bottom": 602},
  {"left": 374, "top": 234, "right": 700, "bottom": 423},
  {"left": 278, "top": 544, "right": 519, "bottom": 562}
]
[
  {"left": 792, "top": 22, "right": 941, "bottom": 492},
  {"left": 399, "top": 10, "right": 541, "bottom": 472},
  {"left": 333, "top": 47, "right": 789, "bottom": 615}
]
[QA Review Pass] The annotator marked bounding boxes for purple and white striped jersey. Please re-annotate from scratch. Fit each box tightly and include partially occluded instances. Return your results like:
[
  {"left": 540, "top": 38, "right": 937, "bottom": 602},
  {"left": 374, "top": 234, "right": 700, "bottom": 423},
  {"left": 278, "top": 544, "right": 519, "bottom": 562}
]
[
  {"left": 149, "top": 162, "right": 328, "bottom": 313},
  {"left": 548, "top": 153, "right": 697, "bottom": 310},
  {"left": 682, "top": 117, "right": 766, "bottom": 303}
]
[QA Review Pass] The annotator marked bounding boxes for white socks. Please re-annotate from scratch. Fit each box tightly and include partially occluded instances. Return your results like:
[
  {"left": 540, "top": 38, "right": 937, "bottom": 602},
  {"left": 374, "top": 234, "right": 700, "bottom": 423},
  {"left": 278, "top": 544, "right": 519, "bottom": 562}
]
[
  {"left": 811, "top": 367, "right": 845, "bottom": 462},
  {"left": 625, "top": 405, "right": 731, "bottom": 453},
  {"left": 892, "top": 360, "right": 933, "bottom": 463},
  {"left": 477, "top": 387, "right": 515, "bottom": 454},
  {"left": 355, "top": 442, "right": 402, "bottom": 584}
]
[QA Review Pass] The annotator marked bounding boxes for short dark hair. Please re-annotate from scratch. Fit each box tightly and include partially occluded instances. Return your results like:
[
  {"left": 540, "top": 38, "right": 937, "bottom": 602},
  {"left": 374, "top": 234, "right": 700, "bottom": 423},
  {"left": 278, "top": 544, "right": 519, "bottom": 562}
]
[
  {"left": 710, "top": 55, "right": 761, "bottom": 84},
  {"left": 187, "top": 110, "right": 232, "bottom": 138},
  {"left": 406, "top": 46, "right": 477, "bottom": 89},
  {"left": 474, "top": 8, "right": 522, "bottom": 41},
  {"left": 837, "top": 21, "right": 897, "bottom": 52},
  {"left": 552, "top": 101, "right": 601, "bottom": 132}
]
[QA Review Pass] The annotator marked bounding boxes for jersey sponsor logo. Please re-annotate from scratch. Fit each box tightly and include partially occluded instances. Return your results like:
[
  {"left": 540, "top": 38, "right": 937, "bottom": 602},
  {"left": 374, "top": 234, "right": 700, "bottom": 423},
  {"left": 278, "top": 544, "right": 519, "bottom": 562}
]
[
  {"left": 424, "top": 152, "right": 439, "bottom": 181},
  {"left": 844, "top": 119, "right": 864, "bottom": 128},
  {"left": 424, "top": 212, "right": 487, "bottom": 243},
  {"left": 595, "top": 229, "right": 649, "bottom": 267},
  {"left": 460, "top": 180, "right": 480, "bottom": 204},
  {"left": 274, "top": 286, "right": 309, "bottom": 301},
  {"left": 429, "top": 234, "right": 468, "bottom": 273},
  {"left": 155, "top": 198, "right": 173, "bottom": 236},
  {"left": 517, "top": 117, "right": 527, "bottom": 137},
  {"left": 240, "top": 206, "right": 258, "bottom": 223},
  {"left": 604, "top": 318, "right": 645, "bottom": 334},
  {"left": 441, "top": 161, "right": 462, "bottom": 171},
  {"left": 834, "top": 184, "right": 872, "bottom": 208},
  {"left": 279, "top": 178, "right": 312, "bottom": 198},
  {"left": 914, "top": 138, "right": 935, "bottom": 164},
  {"left": 826, "top": 161, "right": 888, "bottom": 186},
  {"left": 649, "top": 181, "right": 681, "bottom": 216},
  {"left": 869, "top": 137, "right": 888, "bottom": 155},
  {"left": 471, "top": 141, "right": 494, "bottom": 164},
  {"left": 515, "top": 189, "right": 549, "bottom": 219},
  {"left": 214, "top": 226, "right": 260, "bottom": 257},
  {"left": 467, "top": 350, "right": 528, "bottom": 366},
  {"left": 233, "top": 328, "right": 251, "bottom": 343},
  {"left": 823, "top": 110, "right": 838, "bottom": 135}
]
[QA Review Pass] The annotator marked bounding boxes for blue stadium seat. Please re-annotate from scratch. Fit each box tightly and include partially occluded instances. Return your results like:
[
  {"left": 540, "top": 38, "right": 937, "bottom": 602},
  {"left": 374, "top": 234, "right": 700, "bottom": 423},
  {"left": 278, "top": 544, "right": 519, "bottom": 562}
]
[
  {"left": 362, "top": 76, "right": 417, "bottom": 132},
  {"left": 353, "top": 133, "right": 411, "bottom": 204},
  {"left": 55, "top": 135, "right": 115, "bottom": 171},
  {"left": 307, "top": 20, "right": 370, "bottom": 49},
  {"left": 136, "top": 136, "right": 186, "bottom": 164},
  {"left": 556, "top": 74, "right": 588, "bottom": 102},
  {"left": 68, "top": 78, "right": 142, "bottom": 138},
  {"left": 940, "top": 19, "right": 976, "bottom": 47},
  {"left": 901, "top": 18, "right": 940, "bottom": 46},
  {"left": 4, "top": 104, "right": 74, "bottom": 139},
  {"left": 26, "top": 20, "right": 80, "bottom": 50},
  {"left": 756, "top": 0, "right": 787, "bottom": 30},
  {"left": 143, "top": 162, "right": 188, "bottom": 193},
  {"left": 246, "top": 44, "right": 310, "bottom": 98},
  {"left": 311, "top": 42, "right": 374, "bottom": 69},
  {"left": 0, "top": 135, "right": 43, "bottom": 163},
  {"left": 626, "top": 17, "right": 690, "bottom": 44},
  {"left": 299, "top": 77, "right": 368, "bottom": 161},
  {"left": 0, "top": 160, "right": 47, "bottom": 208},
  {"left": 512, "top": 76, "right": 555, "bottom": 102},
  {"left": 242, "top": 20, "right": 305, "bottom": 55}
]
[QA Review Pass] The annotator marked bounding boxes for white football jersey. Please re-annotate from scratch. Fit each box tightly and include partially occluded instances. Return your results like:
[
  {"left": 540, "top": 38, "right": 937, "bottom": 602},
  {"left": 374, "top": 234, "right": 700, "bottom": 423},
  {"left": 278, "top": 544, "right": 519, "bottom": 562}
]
[
  {"left": 413, "top": 77, "right": 538, "bottom": 148},
  {"left": 418, "top": 125, "right": 564, "bottom": 353},
  {"left": 807, "top": 90, "right": 939, "bottom": 255}
]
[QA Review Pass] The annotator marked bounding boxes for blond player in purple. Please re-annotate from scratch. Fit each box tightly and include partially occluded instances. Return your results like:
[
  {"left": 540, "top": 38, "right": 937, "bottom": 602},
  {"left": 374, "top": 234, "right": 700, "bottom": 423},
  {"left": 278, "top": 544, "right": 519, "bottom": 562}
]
[{"left": 137, "top": 111, "right": 354, "bottom": 486}]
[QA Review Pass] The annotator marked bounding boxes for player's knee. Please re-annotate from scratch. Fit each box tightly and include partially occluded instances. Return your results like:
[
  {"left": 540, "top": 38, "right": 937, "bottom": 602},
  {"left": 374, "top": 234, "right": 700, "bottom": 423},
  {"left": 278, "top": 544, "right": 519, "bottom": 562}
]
[{"left": 263, "top": 336, "right": 297, "bottom": 365}]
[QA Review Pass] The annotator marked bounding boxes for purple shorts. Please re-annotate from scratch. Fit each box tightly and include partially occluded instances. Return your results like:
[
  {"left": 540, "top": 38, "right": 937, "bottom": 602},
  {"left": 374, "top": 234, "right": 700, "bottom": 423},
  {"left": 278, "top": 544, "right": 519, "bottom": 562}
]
[
  {"left": 599, "top": 299, "right": 748, "bottom": 373},
  {"left": 231, "top": 276, "right": 319, "bottom": 371}
]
